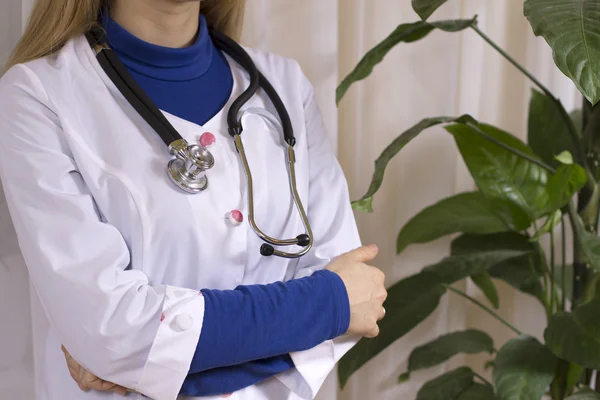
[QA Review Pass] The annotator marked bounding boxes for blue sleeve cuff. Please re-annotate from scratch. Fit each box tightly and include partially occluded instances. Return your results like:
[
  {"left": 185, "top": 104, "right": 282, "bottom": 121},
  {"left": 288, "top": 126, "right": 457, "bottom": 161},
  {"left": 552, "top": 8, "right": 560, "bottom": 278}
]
[
  {"left": 180, "top": 354, "right": 295, "bottom": 397},
  {"left": 189, "top": 269, "right": 350, "bottom": 373},
  {"left": 320, "top": 270, "right": 351, "bottom": 337}
]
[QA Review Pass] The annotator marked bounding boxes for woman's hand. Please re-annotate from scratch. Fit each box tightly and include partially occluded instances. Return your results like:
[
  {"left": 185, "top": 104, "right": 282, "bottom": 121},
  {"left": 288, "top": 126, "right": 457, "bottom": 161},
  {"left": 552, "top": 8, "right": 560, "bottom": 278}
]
[
  {"left": 325, "top": 245, "right": 387, "bottom": 338},
  {"left": 61, "top": 345, "right": 132, "bottom": 395},
  {"left": 62, "top": 345, "right": 237, "bottom": 398}
]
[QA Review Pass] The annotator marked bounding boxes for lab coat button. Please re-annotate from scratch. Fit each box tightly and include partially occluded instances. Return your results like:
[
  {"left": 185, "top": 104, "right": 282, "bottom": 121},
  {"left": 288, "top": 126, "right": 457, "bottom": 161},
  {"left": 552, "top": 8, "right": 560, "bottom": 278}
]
[
  {"left": 226, "top": 210, "right": 244, "bottom": 226},
  {"left": 199, "top": 132, "right": 216, "bottom": 148},
  {"left": 174, "top": 314, "right": 193, "bottom": 331}
]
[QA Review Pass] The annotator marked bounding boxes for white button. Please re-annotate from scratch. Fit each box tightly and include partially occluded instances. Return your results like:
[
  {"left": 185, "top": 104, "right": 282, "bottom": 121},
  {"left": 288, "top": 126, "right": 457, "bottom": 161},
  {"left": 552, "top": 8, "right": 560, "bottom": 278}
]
[{"left": 174, "top": 314, "right": 193, "bottom": 331}]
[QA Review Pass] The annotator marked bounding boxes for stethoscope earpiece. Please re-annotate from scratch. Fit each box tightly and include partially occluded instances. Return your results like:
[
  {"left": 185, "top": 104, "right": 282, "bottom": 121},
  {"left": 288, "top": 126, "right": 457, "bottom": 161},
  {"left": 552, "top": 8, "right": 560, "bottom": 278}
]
[
  {"left": 259, "top": 234, "right": 312, "bottom": 257},
  {"left": 260, "top": 244, "right": 275, "bottom": 257},
  {"left": 296, "top": 234, "right": 310, "bottom": 247}
]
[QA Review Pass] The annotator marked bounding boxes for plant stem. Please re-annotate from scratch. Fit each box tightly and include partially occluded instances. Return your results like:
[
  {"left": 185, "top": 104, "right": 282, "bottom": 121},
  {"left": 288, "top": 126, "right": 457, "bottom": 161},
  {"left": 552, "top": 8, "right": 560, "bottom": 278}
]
[
  {"left": 561, "top": 219, "right": 567, "bottom": 311},
  {"left": 474, "top": 371, "right": 493, "bottom": 387},
  {"left": 470, "top": 25, "right": 595, "bottom": 186},
  {"left": 446, "top": 286, "right": 522, "bottom": 335},
  {"left": 534, "top": 223, "right": 552, "bottom": 317},
  {"left": 535, "top": 241, "right": 552, "bottom": 320},
  {"left": 569, "top": 198, "right": 593, "bottom": 309},
  {"left": 551, "top": 226, "right": 556, "bottom": 313},
  {"left": 551, "top": 360, "right": 569, "bottom": 400},
  {"left": 466, "top": 122, "right": 555, "bottom": 173},
  {"left": 470, "top": 26, "right": 551, "bottom": 98},
  {"left": 567, "top": 201, "right": 583, "bottom": 258}
]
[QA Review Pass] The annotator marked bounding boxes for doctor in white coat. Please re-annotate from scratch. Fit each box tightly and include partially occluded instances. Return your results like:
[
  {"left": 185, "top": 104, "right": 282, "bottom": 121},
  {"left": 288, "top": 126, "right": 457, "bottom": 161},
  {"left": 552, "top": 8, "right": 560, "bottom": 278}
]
[{"left": 0, "top": 0, "right": 387, "bottom": 399}]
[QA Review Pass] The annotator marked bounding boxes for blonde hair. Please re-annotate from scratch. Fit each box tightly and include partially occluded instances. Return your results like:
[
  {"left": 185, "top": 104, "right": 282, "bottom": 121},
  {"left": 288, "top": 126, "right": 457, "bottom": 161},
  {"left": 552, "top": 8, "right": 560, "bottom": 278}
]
[{"left": 5, "top": 0, "right": 245, "bottom": 72}]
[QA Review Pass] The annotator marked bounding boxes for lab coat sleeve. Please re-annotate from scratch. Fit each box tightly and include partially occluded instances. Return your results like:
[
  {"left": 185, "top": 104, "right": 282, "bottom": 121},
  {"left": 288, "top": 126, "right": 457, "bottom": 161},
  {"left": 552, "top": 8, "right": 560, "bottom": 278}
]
[
  {"left": 275, "top": 69, "right": 362, "bottom": 399},
  {"left": 0, "top": 65, "right": 204, "bottom": 400}
]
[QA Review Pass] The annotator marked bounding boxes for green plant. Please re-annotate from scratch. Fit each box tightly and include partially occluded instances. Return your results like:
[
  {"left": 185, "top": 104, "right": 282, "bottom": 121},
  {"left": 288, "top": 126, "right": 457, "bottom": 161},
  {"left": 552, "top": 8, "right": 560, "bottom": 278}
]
[{"left": 336, "top": 1, "right": 600, "bottom": 399}]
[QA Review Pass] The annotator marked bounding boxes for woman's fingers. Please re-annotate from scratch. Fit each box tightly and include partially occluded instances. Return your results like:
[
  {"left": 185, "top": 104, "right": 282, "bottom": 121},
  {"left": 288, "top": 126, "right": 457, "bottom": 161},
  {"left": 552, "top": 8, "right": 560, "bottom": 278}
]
[
  {"left": 61, "top": 345, "right": 131, "bottom": 395},
  {"left": 80, "top": 370, "right": 108, "bottom": 390},
  {"left": 100, "top": 379, "right": 117, "bottom": 391},
  {"left": 112, "top": 385, "right": 130, "bottom": 395}
]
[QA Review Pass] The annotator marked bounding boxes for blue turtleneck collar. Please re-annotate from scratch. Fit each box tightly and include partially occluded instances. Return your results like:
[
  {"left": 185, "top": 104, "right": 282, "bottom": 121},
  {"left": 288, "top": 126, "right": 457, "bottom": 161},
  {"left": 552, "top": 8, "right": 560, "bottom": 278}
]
[{"left": 103, "top": 13, "right": 214, "bottom": 82}]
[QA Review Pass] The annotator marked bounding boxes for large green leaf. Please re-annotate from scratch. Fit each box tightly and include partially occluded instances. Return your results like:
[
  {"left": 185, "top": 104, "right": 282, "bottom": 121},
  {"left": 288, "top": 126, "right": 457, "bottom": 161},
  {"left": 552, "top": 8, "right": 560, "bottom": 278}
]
[
  {"left": 471, "top": 272, "right": 500, "bottom": 309},
  {"left": 451, "top": 232, "right": 538, "bottom": 255},
  {"left": 493, "top": 336, "right": 558, "bottom": 400},
  {"left": 423, "top": 250, "right": 530, "bottom": 285},
  {"left": 337, "top": 18, "right": 476, "bottom": 103},
  {"left": 489, "top": 255, "right": 546, "bottom": 302},
  {"left": 566, "top": 389, "right": 600, "bottom": 400},
  {"left": 490, "top": 255, "right": 545, "bottom": 301},
  {"left": 527, "top": 89, "right": 577, "bottom": 167},
  {"left": 448, "top": 123, "right": 551, "bottom": 228},
  {"left": 547, "top": 164, "right": 587, "bottom": 210},
  {"left": 412, "top": 0, "right": 450, "bottom": 20},
  {"left": 571, "top": 109, "right": 583, "bottom": 133},
  {"left": 396, "top": 191, "right": 511, "bottom": 253},
  {"left": 338, "top": 247, "right": 527, "bottom": 387},
  {"left": 583, "top": 103, "right": 600, "bottom": 159},
  {"left": 524, "top": 0, "right": 600, "bottom": 104},
  {"left": 417, "top": 367, "right": 475, "bottom": 400},
  {"left": 451, "top": 232, "right": 545, "bottom": 302},
  {"left": 545, "top": 297, "right": 600, "bottom": 369},
  {"left": 400, "top": 330, "right": 494, "bottom": 381},
  {"left": 352, "top": 115, "right": 474, "bottom": 212},
  {"left": 456, "top": 383, "right": 496, "bottom": 400}
]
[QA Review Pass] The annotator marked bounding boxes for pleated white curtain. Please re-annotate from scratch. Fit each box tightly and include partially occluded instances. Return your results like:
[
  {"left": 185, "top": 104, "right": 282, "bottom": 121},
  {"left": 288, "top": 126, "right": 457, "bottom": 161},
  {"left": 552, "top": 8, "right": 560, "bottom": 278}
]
[{"left": 0, "top": 1, "right": 578, "bottom": 399}]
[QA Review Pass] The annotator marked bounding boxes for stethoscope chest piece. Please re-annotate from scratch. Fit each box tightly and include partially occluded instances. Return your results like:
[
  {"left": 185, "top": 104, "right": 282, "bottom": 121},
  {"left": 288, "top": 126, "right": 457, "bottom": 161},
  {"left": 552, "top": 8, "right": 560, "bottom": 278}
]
[{"left": 167, "top": 139, "right": 215, "bottom": 194}]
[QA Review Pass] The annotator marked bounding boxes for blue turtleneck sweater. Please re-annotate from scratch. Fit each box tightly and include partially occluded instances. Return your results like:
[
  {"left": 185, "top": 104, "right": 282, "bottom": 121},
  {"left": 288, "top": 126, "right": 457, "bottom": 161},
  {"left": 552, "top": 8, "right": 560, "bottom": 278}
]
[
  {"left": 103, "top": 13, "right": 232, "bottom": 125},
  {"left": 104, "top": 14, "right": 350, "bottom": 397}
]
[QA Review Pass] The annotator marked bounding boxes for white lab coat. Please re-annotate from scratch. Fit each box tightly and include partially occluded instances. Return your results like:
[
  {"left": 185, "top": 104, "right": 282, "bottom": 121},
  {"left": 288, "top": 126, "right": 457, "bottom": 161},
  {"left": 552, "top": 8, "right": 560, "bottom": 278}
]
[{"left": 0, "top": 34, "right": 360, "bottom": 400}]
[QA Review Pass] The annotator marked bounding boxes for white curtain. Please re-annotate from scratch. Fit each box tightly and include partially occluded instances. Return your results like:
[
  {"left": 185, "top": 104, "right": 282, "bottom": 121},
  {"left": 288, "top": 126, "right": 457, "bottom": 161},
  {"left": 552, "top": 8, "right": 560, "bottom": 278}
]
[{"left": 0, "top": 1, "right": 578, "bottom": 399}]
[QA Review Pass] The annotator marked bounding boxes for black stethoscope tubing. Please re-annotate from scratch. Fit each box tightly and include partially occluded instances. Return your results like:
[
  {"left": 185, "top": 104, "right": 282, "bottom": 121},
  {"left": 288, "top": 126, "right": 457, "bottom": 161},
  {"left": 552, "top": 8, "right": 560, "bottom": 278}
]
[{"left": 85, "top": 27, "right": 295, "bottom": 147}]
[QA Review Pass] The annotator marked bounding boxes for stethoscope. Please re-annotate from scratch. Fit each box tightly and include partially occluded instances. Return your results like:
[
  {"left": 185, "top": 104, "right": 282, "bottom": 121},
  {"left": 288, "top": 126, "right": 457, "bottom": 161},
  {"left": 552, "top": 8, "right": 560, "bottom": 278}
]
[{"left": 85, "top": 26, "right": 313, "bottom": 259}]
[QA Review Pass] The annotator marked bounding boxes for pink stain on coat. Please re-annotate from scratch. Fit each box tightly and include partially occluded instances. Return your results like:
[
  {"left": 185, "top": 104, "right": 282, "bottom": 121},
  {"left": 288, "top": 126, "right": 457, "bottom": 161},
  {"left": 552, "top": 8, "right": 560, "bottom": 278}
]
[
  {"left": 220, "top": 394, "right": 232, "bottom": 398},
  {"left": 160, "top": 313, "right": 165, "bottom": 322}
]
